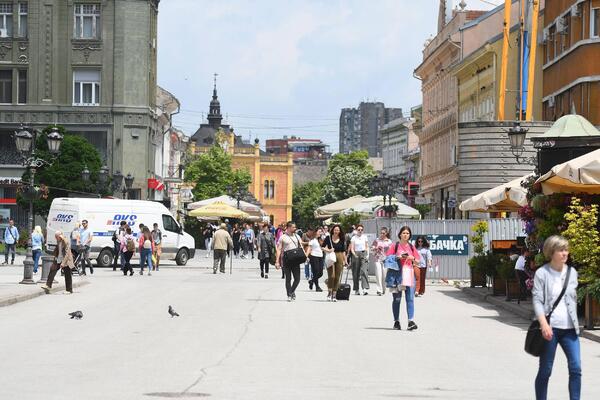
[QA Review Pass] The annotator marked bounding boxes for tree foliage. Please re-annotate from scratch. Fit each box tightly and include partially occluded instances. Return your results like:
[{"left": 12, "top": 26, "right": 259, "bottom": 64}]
[
  {"left": 321, "top": 151, "right": 375, "bottom": 204},
  {"left": 292, "top": 181, "right": 324, "bottom": 229},
  {"left": 184, "top": 145, "right": 252, "bottom": 202},
  {"left": 563, "top": 197, "right": 600, "bottom": 283},
  {"left": 335, "top": 212, "right": 362, "bottom": 234},
  {"left": 18, "top": 126, "right": 106, "bottom": 218}
]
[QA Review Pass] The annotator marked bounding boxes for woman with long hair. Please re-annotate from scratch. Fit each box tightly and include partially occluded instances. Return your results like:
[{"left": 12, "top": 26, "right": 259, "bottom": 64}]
[
  {"left": 533, "top": 235, "right": 580, "bottom": 400},
  {"left": 371, "top": 227, "right": 392, "bottom": 296},
  {"left": 138, "top": 227, "right": 155, "bottom": 276},
  {"left": 323, "top": 224, "right": 347, "bottom": 302},
  {"left": 386, "top": 226, "right": 420, "bottom": 330},
  {"left": 414, "top": 235, "right": 432, "bottom": 297},
  {"left": 31, "top": 225, "right": 44, "bottom": 274},
  {"left": 232, "top": 224, "right": 241, "bottom": 258},
  {"left": 120, "top": 227, "right": 135, "bottom": 276},
  {"left": 307, "top": 227, "right": 324, "bottom": 292}
]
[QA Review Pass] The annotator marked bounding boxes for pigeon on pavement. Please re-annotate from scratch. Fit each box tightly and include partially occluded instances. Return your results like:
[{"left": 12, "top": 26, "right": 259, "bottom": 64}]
[
  {"left": 168, "top": 305, "right": 179, "bottom": 318},
  {"left": 68, "top": 311, "right": 83, "bottom": 320}
]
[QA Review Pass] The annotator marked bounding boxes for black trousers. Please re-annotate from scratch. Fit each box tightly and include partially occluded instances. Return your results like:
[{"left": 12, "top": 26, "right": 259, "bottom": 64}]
[
  {"left": 47, "top": 263, "right": 72, "bottom": 292},
  {"left": 516, "top": 270, "right": 528, "bottom": 299},
  {"left": 309, "top": 255, "right": 324, "bottom": 286},
  {"left": 122, "top": 251, "right": 134, "bottom": 275},
  {"left": 260, "top": 258, "right": 269, "bottom": 274},
  {"left": 283, "top": 262, "right": 301, "bottom": 296}
]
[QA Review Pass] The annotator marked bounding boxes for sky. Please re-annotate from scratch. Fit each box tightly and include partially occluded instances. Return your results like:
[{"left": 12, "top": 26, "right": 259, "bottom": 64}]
[{"left": 157, "top": 0, "right": 498, "bottom": 153}]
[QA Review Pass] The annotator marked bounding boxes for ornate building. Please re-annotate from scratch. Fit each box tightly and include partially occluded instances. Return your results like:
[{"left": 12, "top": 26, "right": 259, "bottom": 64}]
[{"left": 189, "top": 81, "right": 293, "bottom": 225}]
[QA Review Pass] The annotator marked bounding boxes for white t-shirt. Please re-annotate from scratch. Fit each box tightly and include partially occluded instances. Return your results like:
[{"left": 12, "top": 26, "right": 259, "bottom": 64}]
[
  {"left": 351, "top": 235, "right": 369, "bottom": 252},
  {"left": 548, "top": 266, "right": 574, "bottom": 329},
  {"left": 514, "top": 255, "right": 526, "bottom": 271},
  {"left": 308, "top": 238, "right": 323, "bottom": 257}
]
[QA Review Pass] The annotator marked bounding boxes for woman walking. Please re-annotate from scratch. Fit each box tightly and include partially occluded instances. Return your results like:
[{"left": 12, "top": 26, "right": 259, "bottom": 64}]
[
  {"left": 232, "top": 224, "right": 241, "bottom": 258},
  {"left": 307, "top": 227, "right": 324, "bottom": 292},
  {"left": 323, "top": 225, "right": 347, "bottom": 302},
  {"left": 120, "top": 227, "right": 135, "bottom": 276},
  {"left": 257, "top": 224, "right": 275, "bottom": 279},
  {"left": 533, "top": 235, "right": 580, "bottom": 400},
  {"left": 203, "top": 224, "right": 214, "bottom": 258},
  {"left": 386, "top": 226, "right": 420, "bottom": 331},
  {"left": 275, "top": 221, "right": 306, "bottom": 301},
  {"left": 31, "top": 225, "right": 44, "bottom": 274},
  {"left": 371, "top": 227, "right": 392, "bottom": 296},
  {"left": 138, "top": 227, "right": 154, "bottom": 276},
  {"left": 414, "top": 236, "right": 432, "bottom": 297}
]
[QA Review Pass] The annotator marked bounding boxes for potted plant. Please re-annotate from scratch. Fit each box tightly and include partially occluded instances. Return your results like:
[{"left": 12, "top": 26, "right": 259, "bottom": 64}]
[{"left": 469, "top": 221, "right": 488, "bottom": 288}]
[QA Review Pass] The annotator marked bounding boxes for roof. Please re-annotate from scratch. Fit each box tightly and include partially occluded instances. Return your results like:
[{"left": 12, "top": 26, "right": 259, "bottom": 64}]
[{"left": 541, "top": 115, "right": 600, "bottom": 138}]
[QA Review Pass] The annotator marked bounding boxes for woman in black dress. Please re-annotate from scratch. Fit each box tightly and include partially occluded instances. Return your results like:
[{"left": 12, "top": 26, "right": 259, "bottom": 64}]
[{"left": 232, "top": 224, "right": 241, "bottom": 258}]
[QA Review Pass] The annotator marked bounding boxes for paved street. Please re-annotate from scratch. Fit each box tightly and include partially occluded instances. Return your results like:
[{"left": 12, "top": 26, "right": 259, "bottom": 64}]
[{"left": 1, "top": 253, "right": 599, "bottom": 400}]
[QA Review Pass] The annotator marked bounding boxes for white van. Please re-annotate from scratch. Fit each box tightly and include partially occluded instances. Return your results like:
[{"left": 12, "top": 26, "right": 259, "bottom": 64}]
[{"left": 46, "top": 198, "right": 196, "bottom": 267}]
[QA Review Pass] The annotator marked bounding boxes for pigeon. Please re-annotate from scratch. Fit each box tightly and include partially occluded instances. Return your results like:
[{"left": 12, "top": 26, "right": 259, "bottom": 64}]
[
  {"left": 168, "top": 305, "right": 179, "bottom": 318},
  {"left": 68, "top": 311, "right": 83, "bottom": 320}
]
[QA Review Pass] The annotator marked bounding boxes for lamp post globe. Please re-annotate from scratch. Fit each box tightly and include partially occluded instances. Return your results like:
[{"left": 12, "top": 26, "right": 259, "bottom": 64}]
[
  {"left": 112, "top": 170, "right": 123, "bottom": 193},
  {"left": 124, "top": 173, "right": 134, "bottom": 190},
  {"left": 14, "top": 127, "right": 33, "bottom": 154},
  {"left": 46, "top": 127, "right": 64, "bottom": 154},
  {"left": 98, "top": 165, "right": 109, "bottom": 185},
  {"left": 81, "top": 166, "right": 90, "bottom": 182},
  {"left": 508, "top": 123, "right": 528, "bottom": 157}
]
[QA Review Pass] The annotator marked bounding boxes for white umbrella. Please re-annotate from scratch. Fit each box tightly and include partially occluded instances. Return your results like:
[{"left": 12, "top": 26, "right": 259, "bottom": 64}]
[
  {"left": 459, "top": 174, "right": 531, "bottom": 212},
  {"left": 187, "top": 195, "right": 262, "bottom": 213},
  {"left": 536, "top": 148, "right": 600, "bottom": 195},
  {"left": 314, "top": 196, "right": 366, "bottom": 219},
  {"left": 342, "top": 197, "right": 420, "bottom": 218}
]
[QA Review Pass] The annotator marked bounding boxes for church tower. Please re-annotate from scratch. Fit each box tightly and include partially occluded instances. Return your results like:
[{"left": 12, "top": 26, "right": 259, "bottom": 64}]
[{"left": 207, "top": 73, "right": 223, "bottom": 129}]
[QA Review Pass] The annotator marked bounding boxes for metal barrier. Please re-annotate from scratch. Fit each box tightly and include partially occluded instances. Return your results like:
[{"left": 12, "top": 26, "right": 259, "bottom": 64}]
[{"left": 361, "top": 218, "right": 524, "bottom": 280}]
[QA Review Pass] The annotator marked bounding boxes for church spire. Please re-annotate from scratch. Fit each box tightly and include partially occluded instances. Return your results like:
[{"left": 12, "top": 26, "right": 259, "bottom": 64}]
[{"left": 208, "top": 73, "right": 223, "bottom": 129}]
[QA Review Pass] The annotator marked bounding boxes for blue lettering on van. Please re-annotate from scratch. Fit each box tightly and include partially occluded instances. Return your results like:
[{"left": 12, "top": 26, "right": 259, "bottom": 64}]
[
  {"left": 52, "top": 214, "right": 74, "bottom": 223},
  {"left": 106, "top": 214, "right": 138, "bottom": 226}
]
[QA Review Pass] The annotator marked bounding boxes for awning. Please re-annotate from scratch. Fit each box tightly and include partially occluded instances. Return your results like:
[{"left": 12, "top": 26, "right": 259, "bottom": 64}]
[
  {"left": 188, "top": 202, "right": 249, "bottom": 219},
  {"left": 314, "top": 196, "right": 366, "bottom": 219},
  {"left": 459, "top": 174, "right": 532, "bottom": 212},
  {"left": 535, "top": 148, "right": 600, "bottom": 195}
]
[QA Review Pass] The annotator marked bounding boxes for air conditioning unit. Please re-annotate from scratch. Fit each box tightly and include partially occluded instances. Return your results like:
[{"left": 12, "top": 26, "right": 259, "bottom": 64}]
[
  {"left": 548, "top": 96, "right": 555, "bottom": 108},
  {"left": 571, "top": 5, "right": 580, "bottom": 18},
  {"left": 0, "top": 28, "right": 7, "bottom": 38}
]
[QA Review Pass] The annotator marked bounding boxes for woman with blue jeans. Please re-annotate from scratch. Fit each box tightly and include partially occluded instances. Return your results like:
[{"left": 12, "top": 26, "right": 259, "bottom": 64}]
[
  {"left": 385, "top": 226, "right": 420, "bottom": 331},
  {"left": 138, "top": 227, "right": 154, "bottom": 276},
  {"left": 31, "top": 225, "right": 44, "bottom": 273},
  {"left": 532, "top": 235, "right": 580, "bottom": 400}
]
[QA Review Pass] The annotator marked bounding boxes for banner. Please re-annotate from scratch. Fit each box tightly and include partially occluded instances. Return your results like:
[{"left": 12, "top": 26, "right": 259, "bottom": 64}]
[{"left": 411, "top": 234, "right": 469, "bottom": 256}]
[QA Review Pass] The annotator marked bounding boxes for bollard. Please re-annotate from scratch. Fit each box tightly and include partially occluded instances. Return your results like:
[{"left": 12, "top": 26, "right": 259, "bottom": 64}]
[{"left": 39, "top": 255, "right": 55, "bottom": 284}]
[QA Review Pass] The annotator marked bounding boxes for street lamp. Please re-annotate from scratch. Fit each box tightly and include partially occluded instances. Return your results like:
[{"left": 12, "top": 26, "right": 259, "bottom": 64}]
[
  {"left": 81, "top": 166, "right": 90, "bottom": 183},
  {"left": 507, "top": 122, "right": 538, "bottom": 170},
  {"left": 14, "top": 125, "right": 63, "bottom": 284},
  {"left": 227, "top": 182, "right": 247, "bottom": 209},
  {"left": 123, "top": 173, "right": 134, "bottom": 199}
]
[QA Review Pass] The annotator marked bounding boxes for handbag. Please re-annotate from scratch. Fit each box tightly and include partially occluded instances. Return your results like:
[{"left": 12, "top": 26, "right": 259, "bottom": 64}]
[
  {"left": 383, "top": 242, "right": 401, "bottom": 270},
  {"left": 325, "top": 251, "right": 337, "bottom": 267},
  {"left": 524, "top": 266, "right": 571, "bottom": 357},
  {"left": 283, "top": 234, "right": 307, "bottom": 265}
]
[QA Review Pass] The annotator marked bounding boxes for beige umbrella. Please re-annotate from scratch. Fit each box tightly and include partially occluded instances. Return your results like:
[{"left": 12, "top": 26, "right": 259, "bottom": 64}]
[
  {"left": 188, "top": 202, "right": 250, "bottom": 219},
  {"left": 314, "top": 195, "right": 366, "bottom": 219},
  {"left": 536, "top": 149, "right": 600, "bottom": 195},
  {"left": 459, "top": 174, "right": 532, "bottom": 212}
]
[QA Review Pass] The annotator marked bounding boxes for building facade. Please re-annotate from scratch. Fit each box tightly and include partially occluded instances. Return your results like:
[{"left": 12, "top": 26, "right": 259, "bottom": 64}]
[
  {"left": 380, "top": 117, "right": 410, "bottom": 178},
  {"left": 542, "top": 0, "right": 600, "bottom": 125},
  {"left": 190, "top": 84, "right": 293, "bottom": 225},
  {"left": 0, "top": 0, "right": 161, "bottom": 218},
  {"left": 265, "top": 136, "right": 329, "bottom": 186},
  {"left": 339, "top": 102, "right": 403, "bottom": 157}
]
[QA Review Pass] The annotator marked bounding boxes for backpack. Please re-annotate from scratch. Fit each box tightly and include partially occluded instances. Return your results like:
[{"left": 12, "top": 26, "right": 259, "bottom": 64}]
[{"left": 126, "top": 237, "right": 135, "bottom": 252}]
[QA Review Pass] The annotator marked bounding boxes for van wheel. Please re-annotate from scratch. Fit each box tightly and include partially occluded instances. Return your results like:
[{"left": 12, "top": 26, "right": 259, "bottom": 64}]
[
  {"left": 97, "top": 248, "right": 114, "bottom": 268},
  {"left": 176, "top": 249, "right": 189, "bottom": 266}
]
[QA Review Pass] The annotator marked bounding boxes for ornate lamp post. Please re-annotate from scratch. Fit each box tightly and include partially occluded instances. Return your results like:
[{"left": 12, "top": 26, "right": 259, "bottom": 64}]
[
  {"left": 370, "top": 172, "right": 402, "bottom": 217},
  {"left": 507, "top": 122, "right": 538, "bottom": 170},
  {"left": 227, "top": 182, "right": 246, "bottom": 209},
  {"left": 14, "top": 126, "right": 63, "bottom": 284}
]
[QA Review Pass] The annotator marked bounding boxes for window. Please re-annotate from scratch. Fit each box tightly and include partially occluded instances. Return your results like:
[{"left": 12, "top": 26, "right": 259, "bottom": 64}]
[
  {"left": 74, "top": 3, "right": 101, "bottom": 39},
  {"left": 162, "top": 214, "right": 180, "bottom": 233},
  {"left": 263, "top": 180, "right": 269, "bottom": 199},
  {"left": 18, "top": 3, "right": 26, "bottom": 37},
  {"left": 269, "top": 180, "right": 275, "bottom": 199},
  {"left": 0, "top": 70, "right": 11, "bottom": 103},
  {"left": 0, "top": 3, "right": 12, "bottom": 38},
  {"left": 73, "top": 69, "right": 100, "bottom": 106},
  {"left": 18, "top": 69, "right": 26, "bottom": 104},
  {"left": 592, "top": 7, "right": 600, "bottom": 38}
]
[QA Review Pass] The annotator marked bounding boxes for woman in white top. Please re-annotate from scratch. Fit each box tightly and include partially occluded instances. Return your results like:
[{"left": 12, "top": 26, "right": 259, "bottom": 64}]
[
  {"left": 349, "top": 224, "right": 370, "bottom": 295},
  {"left": 532, "top": 235, "right": 580, "bottom": 400},
  {"left": 371, "top": 227, "right": 392, "bottom": 296},
  {"left": 307, "top": 228, "right": 324, "bottom": 292},
  {"left": 414, "top": 236, "right": 432, "bottom": 297}
]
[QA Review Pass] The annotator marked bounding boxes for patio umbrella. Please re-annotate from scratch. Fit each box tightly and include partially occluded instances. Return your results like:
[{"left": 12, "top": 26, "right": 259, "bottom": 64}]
[
  {"left": 341, "top": 196, "right": 420, "bottom": 218},
  {"left": 459, "top": 174, "right": 532, "bottom": 212},
  {"left": 188, "top": 202, "right": 250, "bottom": 219},
  {"left": 536, "top": 148, "right": 600, "bottom": 195},
  {"left": 187, "top": 195, "right": 262, "bottom": 213},
  {"left": 314, "top": 196, "right": 366, "bottom": 219}
]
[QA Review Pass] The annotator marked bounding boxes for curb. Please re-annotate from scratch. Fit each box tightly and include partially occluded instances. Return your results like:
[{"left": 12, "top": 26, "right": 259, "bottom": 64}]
[
  {"left": 461, "top": 287, "right": 600, "bottom": 344},
  {"left": 0, "top": 280, "right": 90, "bottom": 308}
]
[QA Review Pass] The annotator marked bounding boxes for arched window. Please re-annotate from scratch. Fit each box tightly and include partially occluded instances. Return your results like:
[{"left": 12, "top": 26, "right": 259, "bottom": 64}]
[
  {"left": 264, "top": 180, "right": 269, "bottom": 199},
  {"left": 269, "top": 180, "right": 275, "bottom": 199}
]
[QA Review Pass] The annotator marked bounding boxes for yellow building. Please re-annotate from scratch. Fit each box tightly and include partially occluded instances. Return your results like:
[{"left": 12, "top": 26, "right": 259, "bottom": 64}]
[{"left": 189, "top": 82, "right": 293, "bottom": 225}]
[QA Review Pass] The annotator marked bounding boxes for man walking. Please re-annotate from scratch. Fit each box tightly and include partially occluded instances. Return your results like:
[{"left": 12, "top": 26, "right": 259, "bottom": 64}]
[
  {"left": 3, "top": 218, "right": 19, "bottom": 265},
  {"left": 151, "top": 223, "right": 162, "bottom": 271},
  {"left": 212, "top": 223, "right": 233, "bottom": 274},
  {"left": 112, "top": 221, "right": 127, "bottom": 271},
  {"left": 79, "top": 220, "right": 94, "bottom": 275}
]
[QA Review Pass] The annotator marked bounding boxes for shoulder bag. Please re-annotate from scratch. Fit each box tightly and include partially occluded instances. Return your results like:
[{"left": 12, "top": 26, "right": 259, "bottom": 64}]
[
  {"left": 524, "top": 266, "right": 571, "bottom": 357},
  {"left": 384, "top": 242, "right": 400, "bottom": 270},
  {"left": 283, "top": 234, "right": 307, "bottom": 265}
]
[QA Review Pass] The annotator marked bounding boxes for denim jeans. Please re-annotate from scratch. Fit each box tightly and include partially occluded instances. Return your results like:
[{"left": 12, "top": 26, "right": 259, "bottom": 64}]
[
  {"left": 32, "top": 249, "right": 42, "bottom": 273},
  {"left": 139, "top": 248, "right": 153, "bottom": 272},
  {"left": 392, "top": 286, "right": 415, "bottom": 321},
  {"left": 304, "top": 261, "right": 311, "bottom": 279},
  {"left": 535, "top": 328, "right": 581, "bottom": 400}
]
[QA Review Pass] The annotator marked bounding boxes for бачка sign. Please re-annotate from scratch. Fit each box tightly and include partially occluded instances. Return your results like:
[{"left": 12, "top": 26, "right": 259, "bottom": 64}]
[{"left": 412, "top": 234, "right": 469, "bottom": 256}]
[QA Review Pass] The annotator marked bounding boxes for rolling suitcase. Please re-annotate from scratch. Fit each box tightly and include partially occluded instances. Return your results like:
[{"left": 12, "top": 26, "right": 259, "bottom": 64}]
[{"left": 335, "top": 268, "right": 351, "bottom": 301}]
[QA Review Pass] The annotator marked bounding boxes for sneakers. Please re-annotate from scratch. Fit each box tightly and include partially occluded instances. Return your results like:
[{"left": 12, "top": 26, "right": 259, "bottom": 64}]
[
  {"left": 264, "top": 274, "right": 268, "bottom": 279},
  {"left": 315, "top": 286, "right": 323, "bottom": 292},
  {"left": 308, "top": 280, "right": 313, "bottom": 290},
  {"left": 332, "top": 297, "right": 337, "bottom": 302},
  {"left": 407, "top": 320, "right": 418, "bottom": 331},
  {"left": 213, "top": 270, "right": 217, "bottom": 274},
  {"left": 40, "top": 284, "right": 50, "bottom": 291},
  {"left": 148, "top": 271, "right": 152, "bottom": 276},
  {"left": 354, "top": 290, "right": 360, "bottom": 296},
  {"left": 291, "top": 293, "right": 296, "bottom": 301},
  {"left": 377, "top": 291, "right": 382, "bottom": 296},
  {"left": 140, "top": 270, "right": 143, "bottom": 275},
  {"left": 393, "top": 321, "right": 401, "bottom": 330},
  {"left": 287, "top": 296, "right": 292, "bottom": 302},
  {"left": 363, "top": 291, "right": 368, "bottom": 296},
  {"left": 261, "top": 271, "right": 264, "bottom": 278}
]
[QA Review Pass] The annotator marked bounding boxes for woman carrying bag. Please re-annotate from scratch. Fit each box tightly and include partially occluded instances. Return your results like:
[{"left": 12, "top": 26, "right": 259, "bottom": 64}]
[
  {"left": 323, "top": 225, "right": 346, "bottom": 302},
  {"left": 275, "top": 222, "right": 307, "bottom": 301},
  {"left": 531, "top": 235, "right": 580, "bottom": 400}
]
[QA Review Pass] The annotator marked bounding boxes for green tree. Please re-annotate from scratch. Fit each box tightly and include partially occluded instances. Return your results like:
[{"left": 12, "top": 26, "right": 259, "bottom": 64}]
[
  {"left": 184, "top": 145, "right": 252, "bottom": 201},
  {"left": 292, "top": 181, "right": 324, "bottom": 229},
  {"left": 563, "top": 197, "right": 600, "bottom": 284},
  {"left": 321, "top": 150, "right": 375, "bottom": 204},
  {"left": 335, "top": 212, "right": 362, "bottom": 234},
  {"left": 18, "top": 126, "right": 106, "bottom": 218}
]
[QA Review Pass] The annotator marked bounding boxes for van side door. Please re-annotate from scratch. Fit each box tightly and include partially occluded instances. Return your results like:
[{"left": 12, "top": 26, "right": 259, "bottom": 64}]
[{"left": 161, "top": 214, "right": 181, "bottom": 257}]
